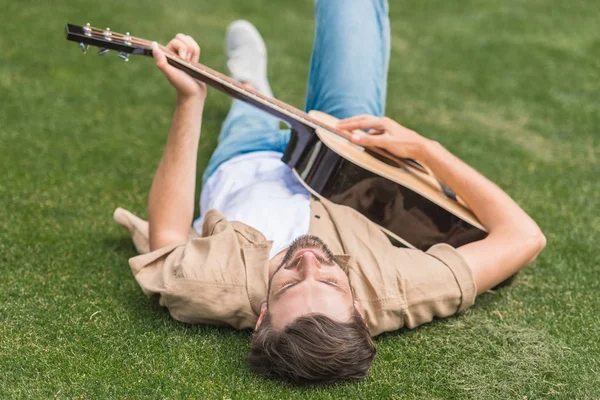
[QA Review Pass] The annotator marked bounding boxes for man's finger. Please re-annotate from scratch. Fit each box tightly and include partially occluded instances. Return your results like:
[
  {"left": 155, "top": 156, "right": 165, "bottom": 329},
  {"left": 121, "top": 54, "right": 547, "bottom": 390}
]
[
  {"left": 338, "top": 115, "right": 385, "bottom": 131},
  {"left": 152, "top": 42, "right": 168, "bottom": 70},
  {"left": 167, "top": 38, "right": 188, "bottom": 60},
  {"left": 185, "top": 35, "right": 200, "bottom": 62},
  {"left": 350, "top": 131, "right": 385, "bottom": 147},
  {"left": 175, "top": 34, "right": 199, "bottom": 62},
  {"left": 152, "top": 42, "right": 181, "bottom": 78},
  {"left": 338, "top": 114, "right": 371, "bottom": 125},
  {"left": 179, "top": 34, "right": 201, "bottom": 63}
]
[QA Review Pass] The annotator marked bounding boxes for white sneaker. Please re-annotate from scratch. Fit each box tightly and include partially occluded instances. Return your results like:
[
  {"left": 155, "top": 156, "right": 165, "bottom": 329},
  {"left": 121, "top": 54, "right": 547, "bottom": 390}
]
[{"left": 225, "top": 20, "right": 273, "bottom": 97}]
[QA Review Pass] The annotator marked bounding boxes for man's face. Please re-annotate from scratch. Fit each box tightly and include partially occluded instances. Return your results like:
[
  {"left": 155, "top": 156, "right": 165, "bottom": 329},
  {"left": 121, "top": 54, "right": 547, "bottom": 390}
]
[{"left": 263, "top": 236, "right": 356, "bottom": 330}]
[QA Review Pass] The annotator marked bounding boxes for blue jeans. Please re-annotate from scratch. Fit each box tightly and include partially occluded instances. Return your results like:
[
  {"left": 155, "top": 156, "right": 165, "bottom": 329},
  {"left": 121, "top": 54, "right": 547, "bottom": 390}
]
[{"left": 203, "top": 0, "right": 390, "bottom": 183}]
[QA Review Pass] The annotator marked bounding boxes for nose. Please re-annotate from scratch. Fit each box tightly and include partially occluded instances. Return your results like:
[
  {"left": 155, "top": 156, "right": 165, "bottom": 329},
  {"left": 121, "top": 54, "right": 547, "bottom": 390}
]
[{"left": 296, "top": 251, "right": 322, "bottom": 279}]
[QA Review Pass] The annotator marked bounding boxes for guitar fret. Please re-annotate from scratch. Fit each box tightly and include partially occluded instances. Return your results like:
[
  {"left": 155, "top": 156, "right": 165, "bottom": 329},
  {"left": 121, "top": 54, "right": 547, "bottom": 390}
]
[
  {"left": 67, "top": 23, "right": 423, "bottom": 175},
  {"left": 173, "top": 54, "right": 421, "bottom": 173}
]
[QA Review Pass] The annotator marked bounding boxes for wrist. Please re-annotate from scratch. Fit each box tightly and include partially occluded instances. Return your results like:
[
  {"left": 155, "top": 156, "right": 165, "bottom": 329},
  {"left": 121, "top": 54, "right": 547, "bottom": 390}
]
[
  {"left": 417, "top": 138, "right": 443, "bottom": 162},
  {"left": 176, "top": 92, "right": 206, "bottom": 107}
]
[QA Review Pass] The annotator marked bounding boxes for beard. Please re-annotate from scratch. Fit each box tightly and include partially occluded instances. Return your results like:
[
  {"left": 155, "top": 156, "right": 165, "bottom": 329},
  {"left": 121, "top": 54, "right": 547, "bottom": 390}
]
[
  {"left": 266, "top": 235, "right": 337, "bottom": 301},
  {"left": 278, "top": 235, "right": 337, "bottom": 270}
]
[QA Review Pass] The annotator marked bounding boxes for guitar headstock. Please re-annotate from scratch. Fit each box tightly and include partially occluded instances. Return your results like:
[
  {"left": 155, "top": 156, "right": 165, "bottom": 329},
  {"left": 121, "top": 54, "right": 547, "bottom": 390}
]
[{"left": 65, "top": 23, "right": 153, "bottom": 61}]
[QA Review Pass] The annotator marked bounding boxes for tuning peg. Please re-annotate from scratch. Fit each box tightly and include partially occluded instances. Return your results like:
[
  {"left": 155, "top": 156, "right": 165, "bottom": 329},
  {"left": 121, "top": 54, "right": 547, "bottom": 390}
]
[
  {"left": 78, "top": 42, "right": 89, "bottom": 54},
  {"left": 97, "top": 48, "right": 110, "bottom": 56},
  {"left": 117, "top": 52, "right": 129, "bottom": 62}
]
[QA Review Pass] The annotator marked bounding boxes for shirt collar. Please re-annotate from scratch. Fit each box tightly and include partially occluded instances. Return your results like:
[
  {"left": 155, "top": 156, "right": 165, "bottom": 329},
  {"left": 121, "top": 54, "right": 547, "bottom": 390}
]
[{"left": 241, "top": 243, "right": 272, "bottom": 316}]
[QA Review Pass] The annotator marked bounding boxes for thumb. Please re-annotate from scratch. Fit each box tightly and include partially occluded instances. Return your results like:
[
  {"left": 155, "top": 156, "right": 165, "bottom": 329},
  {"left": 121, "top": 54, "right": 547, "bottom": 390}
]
[{"left": 152, "top": 42, "right": 169, "bottom": 72}]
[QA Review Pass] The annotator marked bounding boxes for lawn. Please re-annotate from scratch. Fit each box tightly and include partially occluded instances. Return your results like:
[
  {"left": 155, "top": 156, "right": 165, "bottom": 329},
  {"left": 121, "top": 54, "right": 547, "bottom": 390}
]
[{"left": 1, "top": 0, "right": 599, "bottom": 398}]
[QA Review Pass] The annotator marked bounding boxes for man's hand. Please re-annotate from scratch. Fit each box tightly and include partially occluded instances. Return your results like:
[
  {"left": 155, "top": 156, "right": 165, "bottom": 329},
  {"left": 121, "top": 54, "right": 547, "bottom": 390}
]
[
  {"left": 152, "top": 34, "right": 207, "bottom": 100},
  {"left": 338, "top": 115, "right": 431, "bottom": 160}
]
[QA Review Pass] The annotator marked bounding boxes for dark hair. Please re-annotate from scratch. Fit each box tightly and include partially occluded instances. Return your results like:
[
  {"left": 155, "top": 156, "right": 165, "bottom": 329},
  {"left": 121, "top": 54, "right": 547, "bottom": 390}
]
[{"left": 248, "top": 309, "right": 376, "bottom": 385}]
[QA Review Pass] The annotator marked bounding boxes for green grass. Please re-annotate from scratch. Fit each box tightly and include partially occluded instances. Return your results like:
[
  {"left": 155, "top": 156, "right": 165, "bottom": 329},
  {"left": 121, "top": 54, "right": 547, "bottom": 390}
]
[{"left": 1, "top": 0, "right": 599, "bottom": 398}]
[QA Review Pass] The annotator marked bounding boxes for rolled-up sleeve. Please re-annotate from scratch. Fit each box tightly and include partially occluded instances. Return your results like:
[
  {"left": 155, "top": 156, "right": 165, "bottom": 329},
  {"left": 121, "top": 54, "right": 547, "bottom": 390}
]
[
  {"left": 128, "top": 242, "right": 186, "bottom": 299},
  {"left": 426, "top": 244, "right": 477, "bottom": 313},
  {"left": 398, "top": 243, "right": 477, "bottom": 329},
  {"left": 115, "top": 207, "right": 260, "bottom": 329}
]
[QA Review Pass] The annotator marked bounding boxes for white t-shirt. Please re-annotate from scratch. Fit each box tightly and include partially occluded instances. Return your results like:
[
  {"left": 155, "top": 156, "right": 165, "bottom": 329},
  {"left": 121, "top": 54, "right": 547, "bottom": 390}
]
[{"left": 193, "top": 151, "right": 311, "bottom": 258}]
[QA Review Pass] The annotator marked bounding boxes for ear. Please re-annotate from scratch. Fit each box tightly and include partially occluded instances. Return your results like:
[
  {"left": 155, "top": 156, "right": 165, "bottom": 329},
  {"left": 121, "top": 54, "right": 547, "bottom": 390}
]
[
  {"left": 255, "top": 302, "right": 268, "bottom": 330},
  {"left": 353, "top": 300, "right": 365, "bottom": 320}
]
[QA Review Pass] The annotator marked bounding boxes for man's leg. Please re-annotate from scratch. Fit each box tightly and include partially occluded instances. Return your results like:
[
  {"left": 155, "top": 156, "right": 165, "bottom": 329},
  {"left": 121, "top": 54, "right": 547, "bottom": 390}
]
[
  {"left": 202, "top": 22, "right": 290, "bottom": 183},
  {"left": 202, "top": 100, "right": 287, "bottom": 183},
  {"left": 305, "top": 0, "right": 390, "bottom": 119}
]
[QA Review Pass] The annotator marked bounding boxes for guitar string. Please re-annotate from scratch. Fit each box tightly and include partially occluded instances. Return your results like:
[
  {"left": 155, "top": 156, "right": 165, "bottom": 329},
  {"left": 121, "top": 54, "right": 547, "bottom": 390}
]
[
  {"left": 82, "top": 26, "right": 432, "bottom": 178},
  {"left": 83, "top": 28, "right": 383, "bottom": 143},
  {"left": 80, "top": 32, "right": 479, "bottom": 228},
  {"left": 77, "top": 28, "right": 466, "bottom": 211}
]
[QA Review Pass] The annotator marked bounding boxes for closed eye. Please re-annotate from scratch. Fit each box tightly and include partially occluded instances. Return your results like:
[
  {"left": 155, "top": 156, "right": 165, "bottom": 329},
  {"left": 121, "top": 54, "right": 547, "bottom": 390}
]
[
  {"left": 281, "top": 278, "right": 337, "bottom": 288},
  {"left": 279, "top": 280, "right": 298, "bottom": 289},
  {"left": 274, "top": 278, "right": 344, "bottom": 297}
]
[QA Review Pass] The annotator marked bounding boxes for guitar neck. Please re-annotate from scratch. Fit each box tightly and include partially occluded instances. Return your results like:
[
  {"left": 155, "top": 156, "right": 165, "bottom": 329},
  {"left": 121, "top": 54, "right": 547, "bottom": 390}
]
[
  {"left": 65, "top": 23, "right": 428, "bottom": 173},
  {"left": 163, "top": 52, "right": 426, "bottom": 170},
  {"left": 164, "top": 52, "right": 314, "bottom": 130}
]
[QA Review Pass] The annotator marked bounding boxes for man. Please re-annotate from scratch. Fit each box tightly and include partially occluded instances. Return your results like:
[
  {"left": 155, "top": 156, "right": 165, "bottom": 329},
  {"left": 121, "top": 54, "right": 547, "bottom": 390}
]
[{"left": 114, "top": 0, "right": 546, "bottom": 384}]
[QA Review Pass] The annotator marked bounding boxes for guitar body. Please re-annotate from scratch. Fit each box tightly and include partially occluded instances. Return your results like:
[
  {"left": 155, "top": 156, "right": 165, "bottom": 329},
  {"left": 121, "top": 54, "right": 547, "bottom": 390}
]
[
  {"left": 65, "top": 24, "right": 488, "bottom": 251},
  {"left": 285, "top": 111, "right": 487, "bottom": 250}
]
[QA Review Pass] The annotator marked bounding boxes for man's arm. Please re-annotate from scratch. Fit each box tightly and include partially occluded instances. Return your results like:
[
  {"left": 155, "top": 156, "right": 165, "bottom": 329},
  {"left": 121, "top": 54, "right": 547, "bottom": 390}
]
[
  {"left": 338, "top": 115, "right": 546, "bottom": 294},
  {"left": 147, "top": 35, "right": 207, "bottom": 251},
  {"left": 415, "top": 141, "right": 546, "bottom": 293}
]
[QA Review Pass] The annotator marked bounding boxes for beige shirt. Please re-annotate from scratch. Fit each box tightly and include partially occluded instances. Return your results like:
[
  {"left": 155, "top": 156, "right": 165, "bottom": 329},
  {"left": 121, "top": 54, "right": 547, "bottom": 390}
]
[{"left": 114, "top": 197, "right": 477, "bottom": 337}]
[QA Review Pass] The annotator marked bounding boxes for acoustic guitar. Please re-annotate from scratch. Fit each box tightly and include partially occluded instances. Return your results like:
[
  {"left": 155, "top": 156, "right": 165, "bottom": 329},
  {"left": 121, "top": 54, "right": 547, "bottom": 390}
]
[{"left": 65, "top": 23, "right": 487, "bottom": 250}]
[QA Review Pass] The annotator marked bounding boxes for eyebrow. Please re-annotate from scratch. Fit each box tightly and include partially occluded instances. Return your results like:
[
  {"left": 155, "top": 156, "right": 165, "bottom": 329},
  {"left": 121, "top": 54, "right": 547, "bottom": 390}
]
[{"left": 274, "top": 280, "right": 347, "bottom": 298}]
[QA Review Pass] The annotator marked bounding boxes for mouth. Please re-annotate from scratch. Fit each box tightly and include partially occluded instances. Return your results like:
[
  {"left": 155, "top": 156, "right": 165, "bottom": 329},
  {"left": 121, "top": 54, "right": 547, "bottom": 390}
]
[
  {"left": 293, "top": 248, "right": 321, "bottom": 259},
  {"left": 286, "top": 248, "right": 328, "bottom": 267}
]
